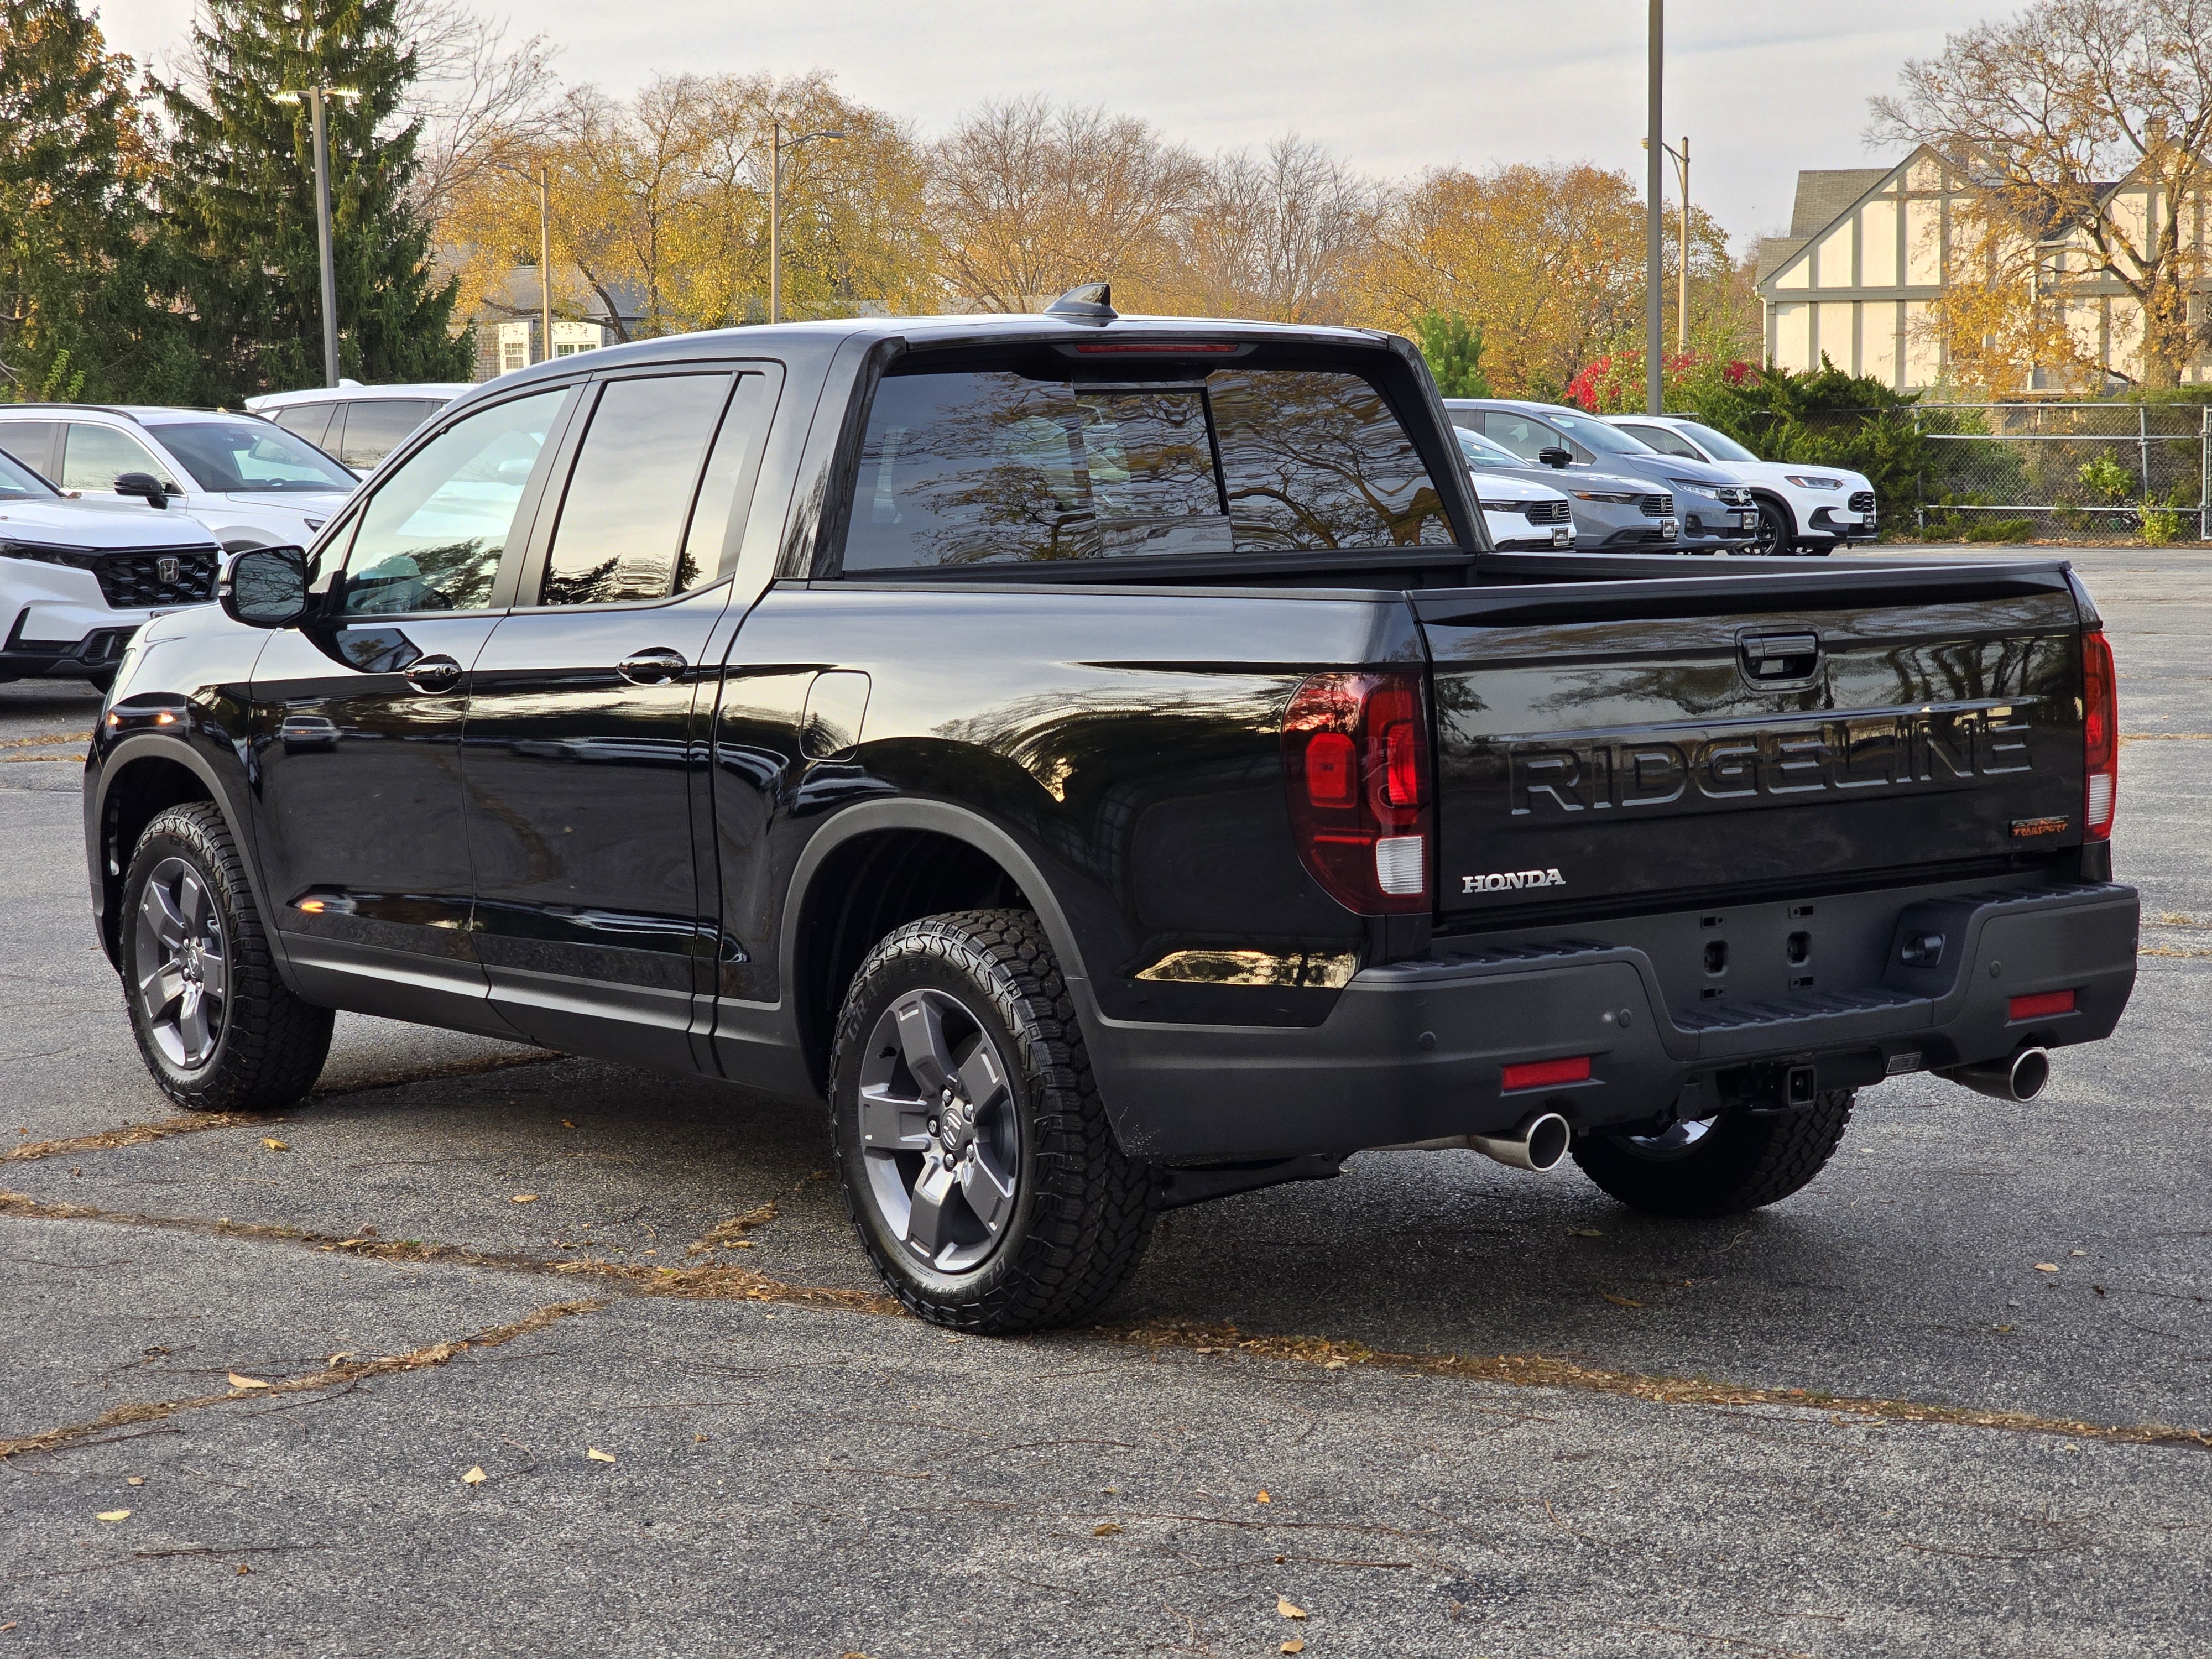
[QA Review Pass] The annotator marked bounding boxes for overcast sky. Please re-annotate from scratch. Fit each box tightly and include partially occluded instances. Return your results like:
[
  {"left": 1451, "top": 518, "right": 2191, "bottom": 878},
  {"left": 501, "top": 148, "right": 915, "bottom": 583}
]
[{"left": 96, "top": 0, "right": 1998, "bottom": 247}]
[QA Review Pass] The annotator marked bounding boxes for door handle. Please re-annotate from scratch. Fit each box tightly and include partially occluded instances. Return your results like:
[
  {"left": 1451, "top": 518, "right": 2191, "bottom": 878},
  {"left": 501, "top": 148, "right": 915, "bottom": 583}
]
[
  {"left": 403, "top": 654, "right": 462, "bottom": 693},
  {"left": 618, "top": 648, "right": 688, "bottom": 687}
]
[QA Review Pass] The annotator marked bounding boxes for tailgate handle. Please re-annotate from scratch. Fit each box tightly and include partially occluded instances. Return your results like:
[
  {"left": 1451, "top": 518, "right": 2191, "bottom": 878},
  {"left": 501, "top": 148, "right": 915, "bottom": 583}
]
[{"left": 1739, "top": 631, "right": 1820, "bottom": 682}]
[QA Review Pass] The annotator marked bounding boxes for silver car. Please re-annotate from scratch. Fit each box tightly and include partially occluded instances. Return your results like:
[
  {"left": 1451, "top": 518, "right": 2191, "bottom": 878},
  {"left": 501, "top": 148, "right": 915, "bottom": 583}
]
[{"left": 1453, "top": 424, "right": 1677, "bottom": 551}]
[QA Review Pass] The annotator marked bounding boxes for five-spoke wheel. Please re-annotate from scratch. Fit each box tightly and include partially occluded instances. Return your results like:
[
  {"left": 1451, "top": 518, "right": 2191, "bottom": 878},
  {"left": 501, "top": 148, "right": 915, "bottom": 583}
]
[
  {"left": 857, "top": 987, "right": 1022, "bottom": 1273},
  {"left": 133, "top": 855, "right": 230, "bottom": 1068}
]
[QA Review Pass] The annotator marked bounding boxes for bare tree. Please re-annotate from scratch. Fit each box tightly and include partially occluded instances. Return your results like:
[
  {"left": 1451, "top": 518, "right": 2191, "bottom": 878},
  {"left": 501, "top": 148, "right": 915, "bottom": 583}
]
[
  {"left": 928, "top": 96, "right": 1206, "bottom": 311},
  {"left": 399, "top": 0, "right": 559, "bottom": 232},
  {"left": 1167, "top": 136, "right": 1378, "bottom": 322},
  {"left": 1871, "top": 0, "right": 2212, "bottom": 388}
]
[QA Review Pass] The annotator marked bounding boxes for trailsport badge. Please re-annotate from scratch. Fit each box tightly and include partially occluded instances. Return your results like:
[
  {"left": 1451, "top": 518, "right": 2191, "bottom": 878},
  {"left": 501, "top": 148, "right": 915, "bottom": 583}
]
[{"left": 1463, "top": 868, "right": 1566, "bottom": 895}]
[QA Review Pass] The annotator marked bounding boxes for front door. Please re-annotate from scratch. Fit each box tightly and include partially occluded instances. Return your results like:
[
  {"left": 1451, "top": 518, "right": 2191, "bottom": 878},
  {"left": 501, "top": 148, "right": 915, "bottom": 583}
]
[
  {"left": 461, "top": 367, "right": 777, "bottom": 1068},
  {"left": 248, "top": 385, "right": 577, "bottom": 1032}
]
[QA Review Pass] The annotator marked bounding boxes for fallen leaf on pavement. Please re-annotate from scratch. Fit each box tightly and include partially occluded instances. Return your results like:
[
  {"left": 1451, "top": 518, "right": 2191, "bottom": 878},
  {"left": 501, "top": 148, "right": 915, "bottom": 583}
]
[
  {"left": 96, "top": 1510, "right": 131, "bottom": 1523},
  {"left": 1282, "top": 1642, "right": 1306, "bottom": 1655},
  {"left": 561, "top": 1120, "right": 575, "bottom": 1129},
  {"left": 511, "top": 1193, "right": 539, "bottom": 1203},
  {"left": 1255, "top": 1490, "right": 1271, "bottom": 1504},
  {"left": 462, "top": 1466, "right": 486, "bottom": 1486},
  {"left": 587, "top": 1448, "right": 617, "bottom": 1463},
  {"left": 1277, "top": 1597, "right": 1307, "bottom": 1620},
  {"left": 261, "top": 1138, "right": 289, "bottom": 1151},
  {"left": 1602, "top": 1293, "right": 1644, "bottom": 1308},
  {"left": 1093, "top": 1523, "right": 1123, "bottom": 1536},
  {"left": 126, "top": 1477, "right": 144, "bottom": 1487},
  {"left": 2033, "top": 1262, "right": 2059, "bottom": 1272},
  {"left": 226, "top": 1373, "right": 269, "bottom": 1390},
  {"left": 234, "top": 1564, "right": 249, "bottom": 1577},
  {"left": 2070, "top": 1249, "right": 2088, "bottom": 1257}
]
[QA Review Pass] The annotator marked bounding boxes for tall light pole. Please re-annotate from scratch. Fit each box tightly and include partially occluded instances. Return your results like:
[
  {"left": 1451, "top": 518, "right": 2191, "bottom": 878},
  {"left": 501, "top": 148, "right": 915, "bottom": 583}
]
[
  {"left": 274, "top": 85, "right": 359, "bottom": 388},
  {"left": 539, "top": 163, "right": 553, "bottom": 361},
  {"left": 1644, "top": 134, "right": 1691, "bottom": 352},
  {"left": 1645, "top": 0, "right": 1664, "bottom": 415},
  {"left": 770, "top": 121, "right": 844, "bottom": 324}
]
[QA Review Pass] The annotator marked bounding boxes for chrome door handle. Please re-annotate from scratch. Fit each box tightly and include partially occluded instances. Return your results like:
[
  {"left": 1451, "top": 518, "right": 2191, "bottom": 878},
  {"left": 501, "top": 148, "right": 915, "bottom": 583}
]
[
  {"left": 618, "top": 648, "right": 688, "bottom": 687},
  {"left": 403, "top": 654, "right": 462, "bottom": 693}
]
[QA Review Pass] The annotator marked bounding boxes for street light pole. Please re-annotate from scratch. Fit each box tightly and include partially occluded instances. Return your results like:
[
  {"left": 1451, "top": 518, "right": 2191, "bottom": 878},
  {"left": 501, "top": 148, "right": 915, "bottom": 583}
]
[
  {"left": 769, "top": 121, "right": 845, "bottom": 324},
  {"left": 540, "top": 163, "right": 553, "bottom": 363},
  {"left": 276, "top": 85, "right": 358, "bottom": 388},
  {"left": 1644, "top": 134, "right": 1692, "bottom": 353},
  {"left": 1646, "top": 0, "right": 1664, "bottom": 415}
]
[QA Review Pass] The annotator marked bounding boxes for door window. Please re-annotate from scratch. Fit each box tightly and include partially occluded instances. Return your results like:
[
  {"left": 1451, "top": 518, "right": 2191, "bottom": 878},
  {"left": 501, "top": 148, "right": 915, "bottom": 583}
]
[
  {"left": 337, "top": 388, "right": 567, "bottom": 615},
  {"left": 678, "top": 373, "right": 774, "bottom": 589},
  {"left": 60, "top": 423, "right": 176, "bottom": 492},
  {"left": 1480, "top": 413, "right": 1566, "bottom": 464},
  {"left": 336, "top": 399, "right": 441, "bottom": 470},
  {"left": 538, "top": 374, "right": 734, "bottom": 606},
  {"left": 843, "top": 366, "right": 1451, "bottom": 570},
  {"left": 270, "top": 404, "right": 337, "bottom": 447},
  {"left": 0, "top": 420, "right": 64, "bottom": 478},
  {"left": 1616, "top": 422, "right": 1703, "bottom": 461}
]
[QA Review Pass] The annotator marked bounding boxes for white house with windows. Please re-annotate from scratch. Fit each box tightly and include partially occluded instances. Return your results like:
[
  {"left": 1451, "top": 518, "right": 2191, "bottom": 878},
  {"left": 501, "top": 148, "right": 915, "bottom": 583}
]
[{"left": 1756, "top": 145, "right": 2210, "bottom": 392}]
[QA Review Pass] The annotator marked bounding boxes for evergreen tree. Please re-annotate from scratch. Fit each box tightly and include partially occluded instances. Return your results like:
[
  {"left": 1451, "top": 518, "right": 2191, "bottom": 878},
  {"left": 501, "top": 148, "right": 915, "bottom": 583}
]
[
  {"left": 0, "top": 0, "right": 195, "bottom": 403},
  {"left": 1410, "top": 311, "right": 1490, "bottom": 399},
  {"left": 158, "top": 0, "right": 469, "bottom": 401}
]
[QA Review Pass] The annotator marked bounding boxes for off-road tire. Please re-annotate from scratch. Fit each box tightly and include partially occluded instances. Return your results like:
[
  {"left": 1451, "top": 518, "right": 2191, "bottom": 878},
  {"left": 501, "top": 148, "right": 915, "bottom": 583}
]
[
  {"left": 828, "top": 909, "right": 1155, "bottom": 1334},
  {"left": 1571, "top": 1090, "right": 1854, "bottom": 1218},
  {"left": 122, "top": 802, "right": 333, "bottom": 1112}
]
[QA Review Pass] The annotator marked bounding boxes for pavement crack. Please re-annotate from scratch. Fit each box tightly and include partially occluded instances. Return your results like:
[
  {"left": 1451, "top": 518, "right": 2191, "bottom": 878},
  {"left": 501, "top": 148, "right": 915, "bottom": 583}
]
[
  {"left": 4, "top": 1115, "right": 255, "bottom": 1165},
  {"left": 0, "top": 1299, "right": 604, "bottom": 1463}
]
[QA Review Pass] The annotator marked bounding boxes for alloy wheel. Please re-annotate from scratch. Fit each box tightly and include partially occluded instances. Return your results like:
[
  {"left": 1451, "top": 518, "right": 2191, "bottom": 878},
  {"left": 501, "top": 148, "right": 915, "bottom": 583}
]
[
  {"left": 133, "top": 857, "right": 229, "bottom": 1069},
  {"left": 856, "top": 988, "right": 1021, "bottom": 1274}
]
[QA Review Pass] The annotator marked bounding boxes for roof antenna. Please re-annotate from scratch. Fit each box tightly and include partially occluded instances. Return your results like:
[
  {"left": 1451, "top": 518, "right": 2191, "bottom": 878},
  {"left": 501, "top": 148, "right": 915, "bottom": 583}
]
[{"left": 1044, "top": 281, "right": 1116, "bottom": 324}]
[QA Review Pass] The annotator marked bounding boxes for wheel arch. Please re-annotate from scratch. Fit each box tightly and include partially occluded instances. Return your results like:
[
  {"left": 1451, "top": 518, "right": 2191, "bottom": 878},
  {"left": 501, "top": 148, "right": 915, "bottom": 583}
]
[
  {"left": 1749, "top": 488, "right": 1799, "bottom": 535},
  {"left": 779, "top": 801, "right": 1097, "bottom": 1100},
  {"left": 92, "top": 739, "right": 255, "bottom": 971}
]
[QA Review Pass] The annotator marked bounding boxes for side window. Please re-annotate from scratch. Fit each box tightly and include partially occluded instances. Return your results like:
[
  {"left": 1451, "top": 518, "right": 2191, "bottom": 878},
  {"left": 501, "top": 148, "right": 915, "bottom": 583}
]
[
  {"left": 538, "top": 373, "right": 733, "bottom": 606},
  {"left": 1620, "top": 423, "right": 1700, "bottom": 461},
  {"left": 337, "top": 399, "right": 440, "bottom": 471},
  {"left": 271, "top": 404, "right": 336, "bottom": 447},
  {"left": 1481, "top": 414, "right": 1557, "bottom": 463},
  {"left": 677, "top": 373, "right": 774, "bottom": 589},
  {"left": 842, "top": 366, "right": 1452, "bottom": 571},
  {"left": 0, "top": 420, "right": 64, "bottom": 477},
  {"left": 338, "top": 388, "right": 568, "bottom": 615},
  {"left": 61, "top": 423, "right": 175, "bottom": 492}
]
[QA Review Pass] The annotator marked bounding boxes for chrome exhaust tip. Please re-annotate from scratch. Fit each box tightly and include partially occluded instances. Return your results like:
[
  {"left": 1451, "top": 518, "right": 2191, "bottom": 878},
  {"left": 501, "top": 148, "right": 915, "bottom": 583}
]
[
  {"left": 1943, "top": 1046, "right": 2051, "bottom": 1103},
  {"left": 1468, "top": 1111, "right": 1573, "bottom": 1173}
]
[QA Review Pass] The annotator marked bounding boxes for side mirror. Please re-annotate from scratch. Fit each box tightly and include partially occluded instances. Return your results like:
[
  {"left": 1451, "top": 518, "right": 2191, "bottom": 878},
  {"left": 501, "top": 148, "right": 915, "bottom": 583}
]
[
  {"left": 1537, "top": 446, "right": 1573, "bottom": 469},
  {"left": 114, "top": 471, "right": 171, "bottom": 507},
  {"left": 220, "top": 546, "right": 311, "bottom": 628}
]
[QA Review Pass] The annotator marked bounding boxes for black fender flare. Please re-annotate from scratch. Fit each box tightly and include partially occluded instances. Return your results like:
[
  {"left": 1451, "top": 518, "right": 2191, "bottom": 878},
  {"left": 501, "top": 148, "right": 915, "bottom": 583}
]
[
  {"left": 1749, "top": 489, "right": 1799, "bottom": 541},
  {"left": 88, "top": 734, "right": 290, "bottom": 987}
]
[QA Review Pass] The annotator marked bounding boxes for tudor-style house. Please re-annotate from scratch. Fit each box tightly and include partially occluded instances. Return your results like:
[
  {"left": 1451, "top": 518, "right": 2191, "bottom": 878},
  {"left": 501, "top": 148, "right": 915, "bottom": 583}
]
[{"left": 1756, "top": 145, "right": 2211, "bottom": 393}]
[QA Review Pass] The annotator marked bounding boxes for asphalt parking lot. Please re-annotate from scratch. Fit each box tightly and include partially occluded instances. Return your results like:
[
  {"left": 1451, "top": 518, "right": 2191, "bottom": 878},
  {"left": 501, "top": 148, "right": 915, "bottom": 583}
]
[{"left": 1, "top": 545, "right": 2206, "bottom": 1657}]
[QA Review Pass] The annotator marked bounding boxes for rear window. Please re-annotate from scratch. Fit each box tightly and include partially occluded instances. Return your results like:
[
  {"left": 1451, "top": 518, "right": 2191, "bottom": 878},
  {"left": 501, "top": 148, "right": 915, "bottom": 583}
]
[{"left": 841, "top": 367, "right": 1453, "bottom": 571}]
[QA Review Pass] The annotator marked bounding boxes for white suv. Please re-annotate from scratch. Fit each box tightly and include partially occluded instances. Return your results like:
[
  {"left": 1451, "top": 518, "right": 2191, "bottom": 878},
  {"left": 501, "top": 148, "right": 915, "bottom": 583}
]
[
  {"left": 0, "top": 445, "right": 225, "bottom": 687},
  {"left": 1604, "top": 415, "right": 1877, "bottom": 556},
  {"left": 246, "top": 382, "right": 470, "bottom": 474},
  {"left": 0, "top": 405, "right": 358, "bottom": 553}
]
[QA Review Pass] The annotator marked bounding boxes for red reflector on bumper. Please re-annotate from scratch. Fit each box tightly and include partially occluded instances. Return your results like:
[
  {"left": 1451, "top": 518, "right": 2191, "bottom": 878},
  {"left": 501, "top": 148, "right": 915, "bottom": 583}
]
[
  {"left": 2008, "top": 989, "right": 2077, "bottom": 1021},
  {"left": 1501, "top": 1055, "right": 1592, "bottom": 1092}
]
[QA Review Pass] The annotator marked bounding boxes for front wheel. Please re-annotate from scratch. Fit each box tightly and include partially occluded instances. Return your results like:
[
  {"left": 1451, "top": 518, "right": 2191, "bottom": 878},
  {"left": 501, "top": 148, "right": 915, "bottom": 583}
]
[
  {"left": 122, "top": 803, "right": 333, "bottom": 1112},
  {"left": 1571, "top": 1090, "right": 1854, "bottom": 1218},
  {"left": 1750, "top": 499, "right": 1795, "bottom": 556},
  {"left": 828, "top": 909, "right": 1154, "bottom": 1333}
]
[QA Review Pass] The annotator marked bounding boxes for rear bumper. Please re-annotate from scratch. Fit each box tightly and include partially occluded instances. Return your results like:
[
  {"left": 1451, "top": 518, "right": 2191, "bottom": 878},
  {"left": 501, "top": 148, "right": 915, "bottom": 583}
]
[{"left": 1087, "top": 879, "right": 2138, "bottom": 1161}]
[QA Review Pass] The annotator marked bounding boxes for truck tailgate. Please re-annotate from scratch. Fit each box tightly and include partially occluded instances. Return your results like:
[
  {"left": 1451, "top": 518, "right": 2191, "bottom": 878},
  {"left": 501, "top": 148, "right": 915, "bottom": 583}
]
[{"left": 1414, "top": 561, "right": 2088, "bottom": 920}]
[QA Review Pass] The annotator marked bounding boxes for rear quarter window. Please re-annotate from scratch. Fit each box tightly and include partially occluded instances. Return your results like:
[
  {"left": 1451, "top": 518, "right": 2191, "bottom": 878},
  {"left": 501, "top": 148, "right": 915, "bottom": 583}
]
[{"left": 841, "top": 365, "right": 1453, "bottom": 572}]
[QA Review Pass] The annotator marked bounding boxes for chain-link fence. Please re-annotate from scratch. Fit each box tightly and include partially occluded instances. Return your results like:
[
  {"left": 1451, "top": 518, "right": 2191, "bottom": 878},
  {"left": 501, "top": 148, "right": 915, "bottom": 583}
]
[{"left": 1906, "top": 403, "right": 2208, "bottom": 541}]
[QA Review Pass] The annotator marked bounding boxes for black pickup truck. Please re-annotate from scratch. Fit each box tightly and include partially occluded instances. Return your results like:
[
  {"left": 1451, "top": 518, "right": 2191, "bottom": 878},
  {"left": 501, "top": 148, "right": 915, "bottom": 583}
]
[{"left": 86, "top": 291, "right": 2139, "bottom": 1333}]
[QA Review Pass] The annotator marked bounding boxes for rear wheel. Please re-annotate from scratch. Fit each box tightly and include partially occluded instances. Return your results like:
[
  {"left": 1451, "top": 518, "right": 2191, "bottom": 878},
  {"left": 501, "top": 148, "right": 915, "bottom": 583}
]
[
  {"left": 828, "top": 909, "right": 1154, "bottom": 1333},
  {"left": 122, "top": 803, "right": 332, "bottom": 1112},
  {"left": 1571, "top": 1091, "right": 1854, "bottom": 1218},
  {"left": 1750, "top": 498, "right": 1795, "bottom": 556}
]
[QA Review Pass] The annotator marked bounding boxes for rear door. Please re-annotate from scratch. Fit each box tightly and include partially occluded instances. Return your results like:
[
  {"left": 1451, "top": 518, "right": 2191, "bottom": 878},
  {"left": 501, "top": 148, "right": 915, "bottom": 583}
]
[
  {"left": 462, "top": 364, "right": 780, "bottom": 1068},
  {"left": 1416, "top": 564, "right": 2087, "bottom": 921}
]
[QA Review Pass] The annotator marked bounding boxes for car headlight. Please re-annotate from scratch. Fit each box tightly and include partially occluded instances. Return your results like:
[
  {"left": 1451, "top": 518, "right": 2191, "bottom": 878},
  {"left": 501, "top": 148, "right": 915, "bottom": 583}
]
[
  {"left": 1571, "top": 490, "right": 1639, "bottom": 505},
  {"left": 1667, "top": 479, "right": 1720, "bottom": 502},
  {"left": 0, "top": 539, "right": 100, "bottom": 568},
  {"left": 1784, "top": 475, "right": 1844, "bottom": 489}
]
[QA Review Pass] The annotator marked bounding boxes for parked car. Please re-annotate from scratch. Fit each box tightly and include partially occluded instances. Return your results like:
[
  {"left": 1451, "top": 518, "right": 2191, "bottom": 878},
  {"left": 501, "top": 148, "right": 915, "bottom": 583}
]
[
  {"left": 86, "top": 297, "right": 2137, "bottom": 1335},
  {"left": 1603, "top": 414, "right": 1877, "bottom": 556},
  {"left": 0, "top": 444, "right": 223, "bottom": 687},
  {"left": 1448, "top": 398, "right": 1759, "bottom": 552},
  {"left": 1454, "top": 424, "right": 1665, "bottom": 550},
  {"left": 247, "top": 382, "right": 473, "bottom": 475}
]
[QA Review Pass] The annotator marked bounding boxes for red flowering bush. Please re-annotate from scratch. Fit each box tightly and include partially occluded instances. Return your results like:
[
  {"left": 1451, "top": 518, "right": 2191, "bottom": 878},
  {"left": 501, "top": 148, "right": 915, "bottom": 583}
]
[{"left": 1564, "top": 350, "right": 1754, "bottom": 413}]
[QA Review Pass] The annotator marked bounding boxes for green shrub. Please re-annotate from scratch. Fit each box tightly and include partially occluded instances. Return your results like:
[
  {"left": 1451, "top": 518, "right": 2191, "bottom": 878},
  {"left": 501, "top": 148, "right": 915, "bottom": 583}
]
[
  {"left": 1962, "top": 517, "right": 2036, "bottom": 544},
  {"left": 2077, "top": 455, "right": 2136, "bottom": 504},
  {"left": 2142, "top": 504, "right": 2184, "bottom": 545}
]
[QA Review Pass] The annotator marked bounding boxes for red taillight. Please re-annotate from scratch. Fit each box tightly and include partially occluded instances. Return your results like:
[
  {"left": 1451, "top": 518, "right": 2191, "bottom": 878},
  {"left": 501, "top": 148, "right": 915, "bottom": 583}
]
[
  {"left": 1502, "top": 1055, "right": 1592, "bottom": 1092},
  {"left": 2008, "top": 989, "right": 2077, "bottom": 1021},
  {"left": 1282, "top": 670, "right": 1432, "bottom": 915},
  {"left": 2082, "top": 629, "right": 2117, "bottom": 841}
]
